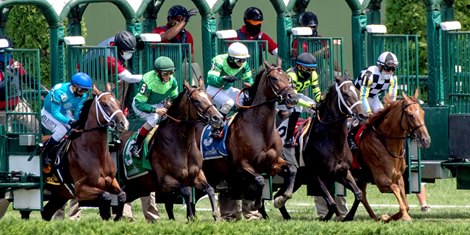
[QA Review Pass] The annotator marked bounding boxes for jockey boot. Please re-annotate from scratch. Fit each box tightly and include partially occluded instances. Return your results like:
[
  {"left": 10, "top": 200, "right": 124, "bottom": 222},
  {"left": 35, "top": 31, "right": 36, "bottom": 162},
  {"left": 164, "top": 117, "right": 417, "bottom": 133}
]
[
  {"left": 130, "top": 127, "right": 149, "bottom": 159},
  {"left": 284, "top": 111, "right": 300, "bottom": 148},
  {"left": 42, "top": 138, "right": 60, "bottom": 173},
  {"left": 348, "top": 128, "right": 358, "bottom": 150},
  {"left": 210, "top": 128, "right": 223, "bottom": 139}
]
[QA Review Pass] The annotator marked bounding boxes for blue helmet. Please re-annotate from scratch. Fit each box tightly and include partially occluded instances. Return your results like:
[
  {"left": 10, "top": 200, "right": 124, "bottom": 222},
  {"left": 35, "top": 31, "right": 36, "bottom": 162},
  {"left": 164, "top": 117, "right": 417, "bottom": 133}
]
[{"left": 71, "top": 72, "right": 92, "bottom": 89}]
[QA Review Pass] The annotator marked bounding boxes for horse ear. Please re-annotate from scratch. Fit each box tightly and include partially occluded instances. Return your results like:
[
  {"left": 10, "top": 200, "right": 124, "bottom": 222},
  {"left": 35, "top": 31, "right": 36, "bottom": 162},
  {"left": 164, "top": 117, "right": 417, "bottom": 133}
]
[
  {"left": 92, "top": 84, "right": 100, "bottom": 96},
  {"left": 264, "top": 60, "right": 271, "bottom": 69},
  {"left": 402, "top": 91, "right": 409, "bottom": 100},
  {"left": 198, "top": 78, "right": 205, "bottom": 90},
  {"left": 183, "top": 80, "right": 191, "bottom": 91},
  {"left": 413, "top": 88, "right": 420, "bottom": 99},
  {"left": 276, "top": 57, "right": 282, "bottom": 67},
  {"left": 105, "top": 82, "right": 112, "bottom": 93},
  {"left": 383, "top": 93, "right": 392, "bottom": 106}
]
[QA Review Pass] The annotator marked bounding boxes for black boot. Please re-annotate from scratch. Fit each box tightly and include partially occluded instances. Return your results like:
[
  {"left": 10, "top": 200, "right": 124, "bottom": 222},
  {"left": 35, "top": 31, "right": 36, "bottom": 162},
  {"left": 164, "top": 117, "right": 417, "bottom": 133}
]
[
  {"left": 210, "top": 128, "right": 223, "bottom": 139},
  {"left": 284, "top": 112, "right": 300, "bottom": 148},
  {"left": 348, "top": 129, "right": 358, "bottom": 150},
  {"left": 130, "top": 134, "right": 146, "bottom": 158},
  {"left": 42, "top": 138, "right": 60, "bottom": 173}
]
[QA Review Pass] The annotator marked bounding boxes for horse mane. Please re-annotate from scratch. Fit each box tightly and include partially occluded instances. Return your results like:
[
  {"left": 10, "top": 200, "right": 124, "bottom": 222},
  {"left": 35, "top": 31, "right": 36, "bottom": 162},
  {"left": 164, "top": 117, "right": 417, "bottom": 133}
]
[
  {"left": 367, "top": 95, "right": 419, "bottom": 125},
  {"left": 166, "top": 89, "right": 185, "bottom": 116},
  {"left": 75, "top": 98, "right": 94, "bottom": 129},
  {"left": 244, "top": 69, "right": 265, "bottom": 106}
]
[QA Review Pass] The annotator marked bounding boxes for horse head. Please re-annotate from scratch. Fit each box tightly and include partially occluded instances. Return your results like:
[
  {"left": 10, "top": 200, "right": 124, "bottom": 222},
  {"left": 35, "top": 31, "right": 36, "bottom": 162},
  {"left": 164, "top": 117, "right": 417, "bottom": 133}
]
[
  {"left": 334, "top": 72, "right": 368, "bottom": 124},
  {"left": 91, "top": 84, "right": 129, "bottom": 133},
  {"left": 400, "top": 90, "right": 431, "bottom": 148},
  {"left": 261, "top": 61, "right": 298, "bottom": 108},
  {"left": 183, "top": 79, "right": 224, "bottom": 129}
]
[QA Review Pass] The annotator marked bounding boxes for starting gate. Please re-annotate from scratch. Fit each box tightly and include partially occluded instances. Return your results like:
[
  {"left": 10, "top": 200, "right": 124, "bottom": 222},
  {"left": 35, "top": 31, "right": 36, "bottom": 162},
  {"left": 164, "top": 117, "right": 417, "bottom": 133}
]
[{"left": 0, "top": 48, "right": 43, "bottom": 211}]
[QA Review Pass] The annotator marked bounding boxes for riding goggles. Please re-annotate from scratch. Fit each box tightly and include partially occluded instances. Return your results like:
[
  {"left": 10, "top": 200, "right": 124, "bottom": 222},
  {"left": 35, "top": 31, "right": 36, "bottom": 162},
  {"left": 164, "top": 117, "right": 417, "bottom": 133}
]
[
  {"left": 233, "top": 58, "right": 247, "bottom": 63},
  {"left": 161, "top": 70, "right": 175, "bottom": 76},
  {"left": 383, "top": 65, "right": 396, "bottom": 72},
  {"left": 298, "top": 65, "right": 316, "bottom": 73},
  {"left": 74, "top": 86, "right": 88, "bottom": 93}
]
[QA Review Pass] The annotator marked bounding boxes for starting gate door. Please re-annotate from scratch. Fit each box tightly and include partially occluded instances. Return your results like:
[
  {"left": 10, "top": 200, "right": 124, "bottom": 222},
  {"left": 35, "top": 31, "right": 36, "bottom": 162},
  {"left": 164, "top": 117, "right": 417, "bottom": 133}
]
[{"left": 0, "top": 48, "right": 43, "bottom": 211}]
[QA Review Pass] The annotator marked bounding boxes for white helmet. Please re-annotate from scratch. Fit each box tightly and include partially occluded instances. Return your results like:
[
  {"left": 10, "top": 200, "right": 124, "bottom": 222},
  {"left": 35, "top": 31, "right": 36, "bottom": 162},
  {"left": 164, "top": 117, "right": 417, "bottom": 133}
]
[
  {"left": 228, "top": 42, "right": 250, "bottom": 59},
  {"left": 377, "top": 51, "right": 399, "bottom": 68}
]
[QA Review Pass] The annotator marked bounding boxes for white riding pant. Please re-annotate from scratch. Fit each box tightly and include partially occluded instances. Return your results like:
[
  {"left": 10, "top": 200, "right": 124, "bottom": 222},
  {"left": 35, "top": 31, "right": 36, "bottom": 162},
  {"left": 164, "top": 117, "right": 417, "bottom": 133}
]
[
  {"left": 367, "top": 96, "right": 384, "bottom": 113},
  {"left": 277, "top": 93, "right": 315, "bottom": 113},
  {"left": 41, "top": 108, "right": 72, "bottom": 142},
  {"left": 206, "top": 85, "right": 246, "bottom": 114},
  {"left": 132, "top": 99, "right": 165, "bottom": 128}
]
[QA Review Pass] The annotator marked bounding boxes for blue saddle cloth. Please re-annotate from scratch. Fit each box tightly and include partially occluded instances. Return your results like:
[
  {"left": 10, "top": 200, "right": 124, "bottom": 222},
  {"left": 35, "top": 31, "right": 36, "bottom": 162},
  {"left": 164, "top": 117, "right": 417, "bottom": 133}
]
[{"left": 200, "top": 122, "right": 230, "bottom": 160}]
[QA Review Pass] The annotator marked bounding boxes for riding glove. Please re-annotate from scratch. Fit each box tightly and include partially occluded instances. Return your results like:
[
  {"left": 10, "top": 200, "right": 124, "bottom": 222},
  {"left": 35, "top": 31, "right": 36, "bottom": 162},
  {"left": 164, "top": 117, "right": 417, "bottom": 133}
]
[
  {"left": 186, "top": 8, "right": 199, "bottom": 22},
  {"left": 222, "top": 76, "right": 237, "bottom": 83},
  {"left": 68, "top": 119, "right": 78, "bottom": 128}
]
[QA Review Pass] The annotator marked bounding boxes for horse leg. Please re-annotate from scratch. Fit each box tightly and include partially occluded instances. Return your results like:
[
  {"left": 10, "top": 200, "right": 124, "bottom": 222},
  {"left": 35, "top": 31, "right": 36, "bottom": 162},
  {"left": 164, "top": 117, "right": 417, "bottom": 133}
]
[
  {"left": 98, "top": 191, "right": 112, "bottom": 220},
  {"left": 178, "top": 187, "right": 195, "bottom": 221},
  {"left": 278, "top": 173, "right": 303, "bottom": 220},
  {"left": 274, "top": 163, "right": 297, "bottom": 209},
  {"left": 316, "top": 177, "right": 337, "bottom": 221},
  {"left": 388, "top": 176, "right": 411, "bottom": 222},
  {"left": 20, "top": 210, "right": 31, "bottom": 220},
  {"left": 343, "top": 176, "right": 368, "bottom": 221},
  {"left": 339, "top": 170, "right": 362, "bottom": 201},
  {"left": 257, "top": 200, "right": 269, "bottom": 219},
  {"left": 193, "top": 171, "right": 221, "bottom": 221},
  {"left": 41, "top": 198, "right": 68, "bottom": 221}
]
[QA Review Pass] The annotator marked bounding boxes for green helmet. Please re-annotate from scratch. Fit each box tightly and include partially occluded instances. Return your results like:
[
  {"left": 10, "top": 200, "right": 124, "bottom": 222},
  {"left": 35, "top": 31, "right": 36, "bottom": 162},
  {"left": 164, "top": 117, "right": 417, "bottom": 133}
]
[{"left": 154, "top": 56, "right": 175, "bottom": 71}]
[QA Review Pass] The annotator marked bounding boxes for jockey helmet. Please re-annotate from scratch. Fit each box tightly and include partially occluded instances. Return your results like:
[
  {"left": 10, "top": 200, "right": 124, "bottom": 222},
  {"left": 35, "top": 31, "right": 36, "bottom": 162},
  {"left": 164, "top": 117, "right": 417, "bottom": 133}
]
[
  {"left": 71, "top": 72, "right": 93, "bottom": 89},
  {"left": 228, "top": 42, "right": 250, "bottom": 59},
  {"left": 168, "top": 5, "right": 188, "bottom": 19},
  {"left": 377, "top": 51, "right": 399, "bottom": 68},
  {"left": 296, "top": 53, "right": 317, "bottom": 68},
  {"left": 299, "top": 12, "right": 318, "bottom": 27},
  {"left": 244, "top": 7, "right": 263, "bottom": 24},
  {"left": 114, "top": 31, "right": 137, "bottom": 52},
  {"left": 154, "top": 56, "right": 175, "bottom": 71}
]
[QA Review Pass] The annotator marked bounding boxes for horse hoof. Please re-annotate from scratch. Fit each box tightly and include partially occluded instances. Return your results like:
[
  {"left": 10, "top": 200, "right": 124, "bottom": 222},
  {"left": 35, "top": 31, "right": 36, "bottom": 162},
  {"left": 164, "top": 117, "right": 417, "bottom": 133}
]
[
  {"left": 379, "top": 214, "right": 390, "bottom": 222},
  {"left": 273, "top": 196, "right": 287, "bottom": 209}
]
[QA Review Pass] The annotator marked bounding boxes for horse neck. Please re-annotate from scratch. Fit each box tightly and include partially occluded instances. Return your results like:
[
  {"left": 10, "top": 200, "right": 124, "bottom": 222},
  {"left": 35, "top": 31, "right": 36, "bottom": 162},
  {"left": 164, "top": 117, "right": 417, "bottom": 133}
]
[
  {"left": 320, "top": 91, "right": 347, "bottom": 124},
  {"left": 373, "top": 101, "right": 407, "bottom": 139},
  {"left": 162, "top": 97, "right": 197, "bottom": 142}
]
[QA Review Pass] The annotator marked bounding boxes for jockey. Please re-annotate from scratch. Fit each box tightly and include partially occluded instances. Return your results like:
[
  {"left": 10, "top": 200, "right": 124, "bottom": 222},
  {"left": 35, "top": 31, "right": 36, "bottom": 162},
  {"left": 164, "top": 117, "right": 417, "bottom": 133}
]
[
  {"left": 41, "top": 72, "right": 92, "bottom": 172},
  {"left": 129, "top": 56, "right": 179, "bottom": 158},
  {"left": 206, "top": 42, "right": 253, "bottom": 117},
  {"left": 152, "top": 5, "right": 198, "bottom": 61},
  {"left": 354, "top": 51, "right": 399, "bottom": 114},
  {"left": 236, "top": 7, "right": 278, "bottom": 57},
  {"left": 282, "top": 52, "right": 320, "bottom": 148}
]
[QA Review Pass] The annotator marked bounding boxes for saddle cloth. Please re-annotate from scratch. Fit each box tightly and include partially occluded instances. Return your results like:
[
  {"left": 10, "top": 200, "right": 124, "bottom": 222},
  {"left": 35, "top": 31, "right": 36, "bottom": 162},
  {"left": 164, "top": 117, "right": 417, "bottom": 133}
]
[{"left": 122, "top": 127, "right": 156, "bottom": 179}]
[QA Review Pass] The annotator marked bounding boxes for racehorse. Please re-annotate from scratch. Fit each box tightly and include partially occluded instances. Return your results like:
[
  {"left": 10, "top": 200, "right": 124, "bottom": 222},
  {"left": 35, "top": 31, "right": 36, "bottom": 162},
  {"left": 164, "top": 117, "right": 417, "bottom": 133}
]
[
  {"left": 196, "top": 62, "right": 298, "bottom": 212},
  {"left": 344, "top": 90, "right": 431, "bottom": 222},
  {"left": 114, "top": 79, "right": 224, "bottom": 221},
  {"left": 41, "top": 84, "right": 129, "bottom": 221},
  {"left": 270, "top": 74, "right": 367, "bottom": 221}
]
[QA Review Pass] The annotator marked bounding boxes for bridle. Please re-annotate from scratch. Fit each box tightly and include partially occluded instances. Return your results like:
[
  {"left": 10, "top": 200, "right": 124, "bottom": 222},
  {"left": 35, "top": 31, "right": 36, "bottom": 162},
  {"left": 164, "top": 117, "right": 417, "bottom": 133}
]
[
  {"left": 370, "top": 99, "right": 425, "bottom": 158},
  {"left": 236, "top": 67, "right": 292, "bottom": 109},
  {"left": 95, "top": 92, "right": 123, "bottom": 130},
  {"left": 165, "top": 88, "right": 215, "bottom": 124},
  {"left": 317, "top": 80, "right": 362, "bottom": 124}
]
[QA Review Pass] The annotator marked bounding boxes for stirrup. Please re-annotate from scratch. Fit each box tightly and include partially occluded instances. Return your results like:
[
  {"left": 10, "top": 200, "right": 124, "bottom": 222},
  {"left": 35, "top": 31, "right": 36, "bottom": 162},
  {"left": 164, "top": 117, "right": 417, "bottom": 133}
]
[
  {"left": 283, "top": 138, "right": 295, "bottom": 148},
  {"left": 210, "top": 130, "right": 223, "bottom": 139},
  {"left": 130, "top": 145, "right": 141, "bottom": 158},
  {"left": 45, "top": 174, "right": 60, "bottom": 186},
  {"left": 42, "top": 158, "right": 53, "bottom": 173}
]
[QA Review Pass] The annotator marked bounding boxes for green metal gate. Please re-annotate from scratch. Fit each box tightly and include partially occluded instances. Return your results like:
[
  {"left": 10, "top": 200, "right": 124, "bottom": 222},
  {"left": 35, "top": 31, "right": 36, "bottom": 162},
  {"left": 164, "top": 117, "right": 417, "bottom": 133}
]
[
  {"left": 0, "top": 48, "right": 43, "bottom": 210},
  {"left": 140, "top": 42, "right": 192, "bottom": 92},
  {"left": 66, "top": 46, "right": 120, "bottom": 97}
]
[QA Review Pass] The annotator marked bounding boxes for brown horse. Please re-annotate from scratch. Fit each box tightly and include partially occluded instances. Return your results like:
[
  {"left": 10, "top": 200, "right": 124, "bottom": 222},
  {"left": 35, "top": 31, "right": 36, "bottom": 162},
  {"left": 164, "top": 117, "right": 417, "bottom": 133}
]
[
  {"left": 41, "top": 84, "right": 129, "bottom": 221},
  {"left": 345, "top": 90, "right": 431, "bottom": 222},
  {"left": 114, "top": 79, "right": 224, "bottom": 221},
  {"left": 196, "top": 62, "right": 298, "bottom": 211}
]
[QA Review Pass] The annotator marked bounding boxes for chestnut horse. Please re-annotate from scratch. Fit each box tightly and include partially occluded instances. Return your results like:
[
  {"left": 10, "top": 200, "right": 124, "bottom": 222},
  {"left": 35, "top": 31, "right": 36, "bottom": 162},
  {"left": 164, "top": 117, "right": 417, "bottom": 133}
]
[
  {"left": 196, "top": 62, "right": 298, "bottom": 211},
  {"left": 114, "top": 80, "right": 224, "bottom": 221},
  {"left": 269, "top": 73, "right": 368, "bottom": 220},
  {"left": 41, "top": 85, "right": 129, "bottom": 221},
  {"left": 345, "top": 90, "right": 431, "bottom": 222}
]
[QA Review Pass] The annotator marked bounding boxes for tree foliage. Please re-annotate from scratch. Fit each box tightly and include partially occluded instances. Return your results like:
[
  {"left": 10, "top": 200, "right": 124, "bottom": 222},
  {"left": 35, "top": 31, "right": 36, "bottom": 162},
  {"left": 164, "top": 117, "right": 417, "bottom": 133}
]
[
  {"left": 5, "top": 5, "right": 51, "bottom": 87},
  {"left": 386, "top": 0, "right": 470, "bottom": 74}
]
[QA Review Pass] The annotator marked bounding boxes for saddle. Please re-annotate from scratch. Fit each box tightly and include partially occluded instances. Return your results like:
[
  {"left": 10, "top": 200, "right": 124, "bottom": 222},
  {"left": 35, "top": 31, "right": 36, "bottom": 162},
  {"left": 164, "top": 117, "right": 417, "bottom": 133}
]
[{"left": 350, "top": 124, "right": 367, "bottom": 169}]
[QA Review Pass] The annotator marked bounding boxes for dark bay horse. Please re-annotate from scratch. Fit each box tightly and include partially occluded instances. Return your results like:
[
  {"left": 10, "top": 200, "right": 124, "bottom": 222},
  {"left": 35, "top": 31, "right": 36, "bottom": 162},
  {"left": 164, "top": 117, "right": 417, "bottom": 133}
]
[
  {"left": 196, "top": 62, "right": 298, "bottom": 211},
  {"left": 269, "top": 74, "right": 368, "bottom": 221},
  {"left": 115, "top": 79, "right": 224, "bottom": 221},
  {"left": 345, "top": 90, "right": 431, "bottom": 222},
  {"left": 41, "top": 84, "right": 129, "bottom": 221}
]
